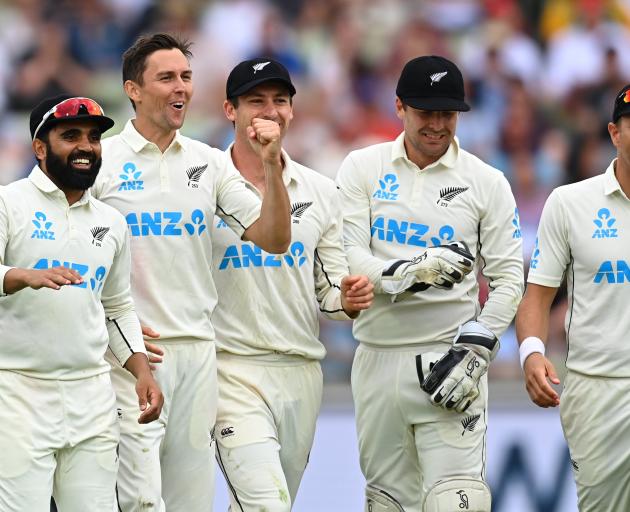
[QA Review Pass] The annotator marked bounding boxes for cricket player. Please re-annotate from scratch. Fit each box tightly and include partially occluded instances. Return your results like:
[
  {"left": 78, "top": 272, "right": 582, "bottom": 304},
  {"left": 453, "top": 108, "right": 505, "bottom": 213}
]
[
  {"left": 91, "top": 34, "right": 290, "bottom": 512},
  {"left": 0, "top": 95, "right": 162, "bottom": 512},
  {"left": 336, "top": 56, "right": 524, "bottom": 511},
  {"left": 211, "top": 58, "right": 374, "bottom": 511},
  {"left": 516, "top": 84, "right": 630, "bottom": 511}
]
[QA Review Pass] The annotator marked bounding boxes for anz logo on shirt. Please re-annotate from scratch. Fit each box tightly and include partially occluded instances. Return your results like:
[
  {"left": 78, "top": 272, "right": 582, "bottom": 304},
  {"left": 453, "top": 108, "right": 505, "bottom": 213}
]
[
  {"left": 593, "top": 260, "right": 630, "bottom": 284},
  {"left": 118, "top": 162, "right": 144, "bottom": 191},
  {"left": 592, "top": 208, "right": 618, "bottom": 239},
  {"left": 33, "top": 259, "right": 107, "bottom": 291},
  {"left": 530, "top": 237, "right": 540, "bottom": 269},
  {"left": 125, "top": 210, "right": 206, "bottom": 237},
  {"left": 31, "top": 211, "right": 55, "bottom": 240},
  {"left": 372, "top": 173, "right": 400, "bottom": 201},
  {"left": 219, "top": 241, "right": 307, "bottom": 269},
  {"left": 371, "top": 216, "right": 455, "bottom": 247}
]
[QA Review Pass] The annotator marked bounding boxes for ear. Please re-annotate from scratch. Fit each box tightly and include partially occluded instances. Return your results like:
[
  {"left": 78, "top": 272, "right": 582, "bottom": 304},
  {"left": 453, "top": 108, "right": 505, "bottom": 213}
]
[
  {"left": 608, "top": 121, "right": 620, "bottom": 149},
  {"left": 124, "top": 80, "right": 141, "bottom": 105},
  {"left": 395, "top": 97, "right": 405, "bottom": 121},
  {"left": 224, "top": 99, "right": 236, "bottom": 122},
  {"left": 32, "top": 138, "right": 47, "bottom": 161}
]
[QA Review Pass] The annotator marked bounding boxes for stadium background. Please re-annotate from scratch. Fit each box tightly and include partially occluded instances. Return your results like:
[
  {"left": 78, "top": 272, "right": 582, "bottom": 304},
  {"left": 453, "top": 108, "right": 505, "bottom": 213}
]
[{"left": 4, "top": 0, "right": 627, "bottom": 509}]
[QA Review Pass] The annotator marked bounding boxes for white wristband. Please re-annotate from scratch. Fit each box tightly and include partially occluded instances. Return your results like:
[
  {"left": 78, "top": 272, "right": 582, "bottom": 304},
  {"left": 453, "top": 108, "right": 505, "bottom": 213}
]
[{"left": 519, "top": 336, "right": 546, "bottom": 369}]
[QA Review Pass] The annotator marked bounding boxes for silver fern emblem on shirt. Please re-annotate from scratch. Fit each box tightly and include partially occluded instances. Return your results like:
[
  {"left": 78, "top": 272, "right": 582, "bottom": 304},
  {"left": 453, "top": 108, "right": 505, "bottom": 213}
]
[
  {"left": 186, "top": 164, "right": 208, "bottom": 188},
  {"left": 253, "top": 62, "right": 270, "bottom": 74},
  {"left": 91, "top": 226, "right": 110, "bottom": 246},
  {"left": 437, "top": 186, "right": 469, "bottom": 207},
  {"left": 290, "top": 201, "right": 313, "bottom": 224},
  {"left": 430, "top": 71, "right": 448, "bottom": 86},
  {"left": 461, "top": 414, "right": 480, "bottom": 436}
]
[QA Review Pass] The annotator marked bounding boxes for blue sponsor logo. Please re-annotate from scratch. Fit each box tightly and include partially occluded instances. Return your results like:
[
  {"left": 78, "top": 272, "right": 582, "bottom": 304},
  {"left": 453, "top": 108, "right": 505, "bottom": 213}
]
[
  {"left": 118, "top": 162, "right": 144, "bottom": 191},
  {"left": 33, "top": 258, "right": 106, "bottom": 291},
  {"left": 372, "top": 173, "right": 399, "bottom": 201},
  {"left": 216, "top": 219, "right": 228, "bottom": 229},
  {"left": 219, "top": 241, "right": 307, "bottom": 269},
  {"left": 530, "top": 237, "right": 540, "bottom": 269},
  {"left": 592, "top": 208, "right": 618, "bottom": 238},
  {"left": 513, "top": 208, "right": 522, "bottom": 239},
  {"left": 593, "top": 260, "right": 630, "bottom": 283},
  {"left": 370, "top": 216, "right": 454, "bottom": 247},
  {"left": 31, "top": 211, "right": 55, "bottom": 240},
  {"left": 125, "top": 210, "right": 206, "bottom": 237}
]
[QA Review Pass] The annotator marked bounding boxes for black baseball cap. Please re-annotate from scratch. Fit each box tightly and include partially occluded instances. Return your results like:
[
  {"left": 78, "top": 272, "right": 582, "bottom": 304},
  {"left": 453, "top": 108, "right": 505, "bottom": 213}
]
[
  {"left": 396, "top": 55, "right": 470, "bottom": 112},
  {"left": 226, "top": 58, "right": 296, "bottom": 99},
  {"left": 30, "top": 94, "right": 115, "bottom": 140},
  {"left": 613, "top": 84, "right": 630, "bottom": 122}
]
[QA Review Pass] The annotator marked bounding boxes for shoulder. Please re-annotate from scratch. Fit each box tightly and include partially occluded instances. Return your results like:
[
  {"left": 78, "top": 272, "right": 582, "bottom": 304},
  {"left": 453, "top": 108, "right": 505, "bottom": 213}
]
[
  {"left": 290, "top": 159, "right": 337, "bottom": 193},
  {"left": 88, "top": 196, "right": 128, "bottom": 230},
  {"left": 0, "top": 178, "right": 33, "bottom": 205},
  {"left": 179, "top": 136, "right": 227, "bottom": 163},
  {"left": 457, "top": 148, "right": 506, "bottom": 181},
  {"left": 344, "top": 140, "right": 394, "bottom": 163}
]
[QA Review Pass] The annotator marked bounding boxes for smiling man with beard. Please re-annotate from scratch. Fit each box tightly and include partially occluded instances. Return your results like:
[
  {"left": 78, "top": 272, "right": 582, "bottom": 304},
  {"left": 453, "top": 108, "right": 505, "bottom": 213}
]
[{"left": 0, "top": 95, "right": 163, "bottom": 512}]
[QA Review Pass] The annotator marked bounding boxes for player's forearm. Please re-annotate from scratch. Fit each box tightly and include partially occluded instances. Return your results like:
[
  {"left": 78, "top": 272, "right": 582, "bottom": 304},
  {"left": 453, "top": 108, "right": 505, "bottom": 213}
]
[
  {"left": 515, "top": 285, "right": 557, "bottom": 344},
  {"left": 345, "top": 246, "right": 388, "bottom": 293},
  {"left": 2, "top": 267, "right": 26, "bottom": 294},
  {"left": 248, "top": 159, "right": 290, "bottom": 253},
  {"left": 123, "top": 352, "right": 152, "bottom": 380}
]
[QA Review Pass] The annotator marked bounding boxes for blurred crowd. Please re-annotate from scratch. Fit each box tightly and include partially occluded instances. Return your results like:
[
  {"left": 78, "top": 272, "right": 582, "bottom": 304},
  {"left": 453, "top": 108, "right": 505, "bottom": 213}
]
[{"left": 1, "top": 0, "right": 628, "bottom": 381}]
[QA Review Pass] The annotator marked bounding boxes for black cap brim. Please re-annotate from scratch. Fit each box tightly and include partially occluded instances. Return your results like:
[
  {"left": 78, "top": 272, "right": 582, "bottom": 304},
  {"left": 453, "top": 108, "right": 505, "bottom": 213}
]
[
  {"left": 228, "top": 76, "right": 296, "bottom": 99},
  {"left": 402, "top": 96, "right": 470, "bottom": 112}
]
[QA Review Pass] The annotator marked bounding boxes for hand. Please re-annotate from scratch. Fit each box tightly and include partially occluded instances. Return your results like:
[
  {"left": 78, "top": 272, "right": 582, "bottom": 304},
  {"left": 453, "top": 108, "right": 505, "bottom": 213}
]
[
  {"left": 341, "top": 275, "right": 374, "bottom": 318},
  {"left": 4, "top": 266, "right": 83, "bottom": 294},
  {"left": 381, "top": 242, "right": 474, "bottom": 300},
  {"left": 141, "top": 325, "right": 163, "bottom": 371},
  {"left": 247, "top": 118, "right": 282, "bottom": 164},
  {"left": 421, "top": 321, "right": 498, "bottom": 412},
  {"left": 523, "top": 353, "right": 560, "bottom": 408},
  {"left": 135, "top": 371, "right": 164, "bottom": 424}
]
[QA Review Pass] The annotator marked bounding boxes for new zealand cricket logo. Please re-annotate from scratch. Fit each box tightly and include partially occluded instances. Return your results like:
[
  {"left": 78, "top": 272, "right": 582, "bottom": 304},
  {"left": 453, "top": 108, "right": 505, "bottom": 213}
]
[
  {"left": 186, "top": 164, "right": 208, "bottom": 188},
  {"left": 461, "top": 414, "right": 481, "bottom": 436},
  {"left": 290, "top": 201, "right": 313, "bottom": 224},
  {"left": 91, "top": 226, "right": 110, "bottom": 247}
]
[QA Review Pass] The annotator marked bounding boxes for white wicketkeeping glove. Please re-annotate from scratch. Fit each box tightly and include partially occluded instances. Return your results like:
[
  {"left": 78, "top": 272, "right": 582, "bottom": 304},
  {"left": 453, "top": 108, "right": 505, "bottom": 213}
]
[
  {"left": 381, "top": 242, "right": 474, "bottom": 301},
  {"left": 420, "top": 321, "right": 499, "bottom": 413}
]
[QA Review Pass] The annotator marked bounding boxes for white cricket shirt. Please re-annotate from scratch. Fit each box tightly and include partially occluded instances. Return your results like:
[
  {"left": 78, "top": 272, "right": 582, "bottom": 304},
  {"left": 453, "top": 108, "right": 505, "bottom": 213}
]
[
  {"left": 528, "top": 160, "right": 630, "bottom": 377},
  {"left": 336, "top": 133, "right": 524, "bottom": 346},
  {"left": 93, "top": 120, "right": 262, "bottom": 342},
  {"left": 212, "top": 147, "right": 352, "bottom": 360},
  {"left": 0, "top": 166, "right": 145, "bottom": 379}
]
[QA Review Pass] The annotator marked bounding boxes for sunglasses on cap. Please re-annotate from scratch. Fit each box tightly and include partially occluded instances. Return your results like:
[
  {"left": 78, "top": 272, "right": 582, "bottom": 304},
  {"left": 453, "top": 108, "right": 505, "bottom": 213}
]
[{"left": 32, "top": 97, "right": 106, "bottom": 140}]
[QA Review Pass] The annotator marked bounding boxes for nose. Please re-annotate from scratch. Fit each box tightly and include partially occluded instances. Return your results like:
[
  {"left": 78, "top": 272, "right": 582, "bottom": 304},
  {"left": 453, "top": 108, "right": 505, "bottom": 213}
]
[
  {"left": 260, "top": 100, "right": 278, "bottom": 120},
  {"left": 427, "top": 112, "right": 445, "bottom": 130}
]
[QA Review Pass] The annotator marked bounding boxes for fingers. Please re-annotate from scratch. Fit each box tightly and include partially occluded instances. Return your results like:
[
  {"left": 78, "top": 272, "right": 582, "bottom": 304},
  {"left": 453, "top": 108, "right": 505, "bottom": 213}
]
[
  {"left": 137, "top": 382, "right": 164, "bottom": 424},
  {"left": 251, "top": 118, "right": 281, "bottom": 144},
  {"left": 145, "top": 341, "right": 163, "bottom": 370},
  {"left": 142, "top": 325, "right": 160, "bottom": 339},
  {"left": 33, "top": 267, "right": 84, "bottom": 290},
  {"left": 524, "top": 354, "right": 560, "bottom": 407},
  {"left": 342, "top": 275, "right": 374, "bottom": 312}
]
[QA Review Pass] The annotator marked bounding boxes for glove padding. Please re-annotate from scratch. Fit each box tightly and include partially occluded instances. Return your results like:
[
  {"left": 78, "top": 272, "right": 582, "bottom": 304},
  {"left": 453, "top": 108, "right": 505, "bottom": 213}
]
[
  {"left": 420, "top": 321, "right": 498, "bottom": 413},
  {"left": 381, "top": 242, "right": 474, "bottom": 299}
]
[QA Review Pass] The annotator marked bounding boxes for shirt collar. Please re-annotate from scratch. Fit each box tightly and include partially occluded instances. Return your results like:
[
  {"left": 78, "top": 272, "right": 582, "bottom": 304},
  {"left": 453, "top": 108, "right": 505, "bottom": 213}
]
[
  {"left": 28, "top": 165, "right": 92, "bottom": 206},
  {"left": 225, "top": 142, "right": 297, "bottom": 187},
  {"left": 120, "top": 119, "right": 185, "bottom": 153},
  {"left": 391, "top": 131, "right": 460, "bottom": 170},
  {"left": 603, "top": 159, "right": 628, "bottom": 198}
]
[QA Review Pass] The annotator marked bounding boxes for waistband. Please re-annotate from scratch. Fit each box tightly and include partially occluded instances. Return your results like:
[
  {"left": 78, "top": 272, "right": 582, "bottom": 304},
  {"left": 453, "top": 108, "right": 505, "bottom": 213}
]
[{"left": 217, "top": 352, "right": 318, "bottom": 367}]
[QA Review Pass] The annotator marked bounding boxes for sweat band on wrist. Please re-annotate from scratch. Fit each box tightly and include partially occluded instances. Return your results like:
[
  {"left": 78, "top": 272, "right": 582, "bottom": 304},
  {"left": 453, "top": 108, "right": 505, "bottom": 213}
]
[{"left": 519, "top": 336, "right": 546, "bottom": 369}]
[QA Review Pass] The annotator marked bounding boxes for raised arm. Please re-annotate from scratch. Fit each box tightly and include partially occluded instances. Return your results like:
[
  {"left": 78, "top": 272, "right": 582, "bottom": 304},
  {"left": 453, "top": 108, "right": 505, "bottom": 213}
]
[{"left": 242, "top": 118, "right": 291, "bottom": 253}]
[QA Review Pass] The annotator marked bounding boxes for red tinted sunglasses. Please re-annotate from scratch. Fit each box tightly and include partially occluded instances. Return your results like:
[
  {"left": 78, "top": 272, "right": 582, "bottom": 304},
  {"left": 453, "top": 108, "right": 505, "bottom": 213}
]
[{"left": 33, "top": 97, "right": 105, "bottom": 139}]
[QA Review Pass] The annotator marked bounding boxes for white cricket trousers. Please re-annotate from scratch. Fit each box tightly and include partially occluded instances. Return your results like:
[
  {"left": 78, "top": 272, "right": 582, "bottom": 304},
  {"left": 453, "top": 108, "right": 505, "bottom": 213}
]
[
  {"left": 107, "top": 340, "right": 217, "bottom": 512},
  {"left": 0, "top": 370, "right": 119, "bottom": 512},
  {"left": 215, "top": 353, "right": 323, "bottom": 512},
  {"left": 561, "top": 370, "right": 630, "bottom": 512},
  {"left": 351, "top": 342, "right": 489, "bottom": 512}
]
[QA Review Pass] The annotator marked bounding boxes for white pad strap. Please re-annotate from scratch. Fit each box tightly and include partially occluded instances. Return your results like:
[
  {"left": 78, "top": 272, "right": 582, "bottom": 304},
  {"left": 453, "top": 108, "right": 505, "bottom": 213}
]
[
  {"left": 519, "top": 336, "right": 546, "bottom": 369},
  {"left": 365, "top": 485, "right": 404, "bottom": 512}
]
